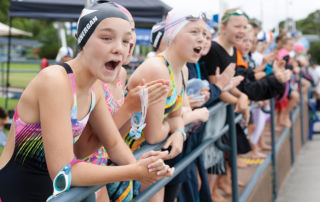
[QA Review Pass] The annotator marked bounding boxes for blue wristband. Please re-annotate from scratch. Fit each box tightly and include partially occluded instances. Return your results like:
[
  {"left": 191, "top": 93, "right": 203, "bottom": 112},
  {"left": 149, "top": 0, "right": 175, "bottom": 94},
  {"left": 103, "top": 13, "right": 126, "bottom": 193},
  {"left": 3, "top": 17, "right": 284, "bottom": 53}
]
[{"left": 175, "top": 129, "right": 187, "bottom": 141}]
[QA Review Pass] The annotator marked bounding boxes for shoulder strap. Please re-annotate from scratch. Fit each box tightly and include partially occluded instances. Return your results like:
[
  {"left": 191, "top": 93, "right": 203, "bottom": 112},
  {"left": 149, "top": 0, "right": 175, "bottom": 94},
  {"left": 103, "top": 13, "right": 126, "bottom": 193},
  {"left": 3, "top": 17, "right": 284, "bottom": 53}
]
[
  {"left": 181, "top": 70, "right": 186, "bottom": 89},
  {"left": 58, "top": 62, "right": 73, "bottom": 74}
]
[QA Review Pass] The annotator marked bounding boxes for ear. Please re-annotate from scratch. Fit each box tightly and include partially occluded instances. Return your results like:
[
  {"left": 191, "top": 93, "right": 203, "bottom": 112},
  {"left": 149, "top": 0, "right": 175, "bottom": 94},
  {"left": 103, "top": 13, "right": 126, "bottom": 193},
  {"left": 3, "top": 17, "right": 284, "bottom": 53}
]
[{"left": 220, "top": 23, "right": 227, "bottom": 33}]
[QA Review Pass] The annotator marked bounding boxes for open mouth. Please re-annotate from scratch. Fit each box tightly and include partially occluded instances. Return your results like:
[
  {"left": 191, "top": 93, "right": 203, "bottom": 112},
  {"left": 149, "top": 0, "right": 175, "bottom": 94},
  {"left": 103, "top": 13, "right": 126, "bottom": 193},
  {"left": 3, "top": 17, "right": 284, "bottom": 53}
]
[
  {"left": 236, "top": 35, "right": 243, "bottom": 40},
  {"left": 193, "top": 47, "right": 202, "bottom": 54},
  {"left": 104, "top": 60, "right": 120, "bottom": 71}
]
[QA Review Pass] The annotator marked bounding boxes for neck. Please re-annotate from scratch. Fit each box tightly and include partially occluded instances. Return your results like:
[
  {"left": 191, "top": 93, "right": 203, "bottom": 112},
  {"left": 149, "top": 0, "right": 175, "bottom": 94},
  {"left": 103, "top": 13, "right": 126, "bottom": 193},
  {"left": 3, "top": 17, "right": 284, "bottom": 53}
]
[
  {"left": 68, "top": 54, "right": 97, "bottom": 92},
  {"left": 216, "top": 35, "right": 234, "bottom": 54},
  {"left": 162, "top": 45, "right": 186, "bottom": 75}
]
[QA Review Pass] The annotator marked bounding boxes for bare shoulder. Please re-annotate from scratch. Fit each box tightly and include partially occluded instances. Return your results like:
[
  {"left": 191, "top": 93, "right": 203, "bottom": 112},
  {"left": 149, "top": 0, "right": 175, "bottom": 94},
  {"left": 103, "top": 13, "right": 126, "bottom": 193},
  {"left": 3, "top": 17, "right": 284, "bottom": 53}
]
[
  {"left": 91, "top": 79, "right": 106, "bottom": 105},
  {"left": 128, "top": 56, "right": 169, "bottom": 88},
  {"left": 33, "top": 65, "right": 71, "bottom": 95}
]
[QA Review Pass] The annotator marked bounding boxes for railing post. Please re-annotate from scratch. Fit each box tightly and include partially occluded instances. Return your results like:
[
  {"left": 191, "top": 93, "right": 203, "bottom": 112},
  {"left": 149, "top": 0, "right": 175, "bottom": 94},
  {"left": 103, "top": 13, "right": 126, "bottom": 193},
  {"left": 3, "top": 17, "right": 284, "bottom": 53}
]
[
  {"left": 299, "top": 71, "right": 305, "bottom": 145},
  {"left": 269, "top": 98, "right": 278, "bottom": 201},
  {"left": 5, "top": 16, "right": 13, "bottom": 109},
  {"left": 1, "top": 62, "right": 4, "bottom": 95},
  {"left": 289, "top": 111, "right": 295, "bottom": 165},
  {"left": 227, "top": 104, "right": 239, "bottom": 202}
]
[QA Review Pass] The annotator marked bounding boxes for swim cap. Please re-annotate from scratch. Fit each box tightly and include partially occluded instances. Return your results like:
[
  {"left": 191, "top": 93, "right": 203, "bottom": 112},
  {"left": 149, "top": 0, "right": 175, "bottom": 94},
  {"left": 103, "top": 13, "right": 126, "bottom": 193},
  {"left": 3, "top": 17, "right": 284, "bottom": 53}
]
[
  {"left": 164, "top": 8, "right": 207, "bottom": 45},
  {"left": 76, "top": 2, "right": 129, "bottom": 49},
  {"left": 151, "top": 21, "right": 166, "bottom": 50}
]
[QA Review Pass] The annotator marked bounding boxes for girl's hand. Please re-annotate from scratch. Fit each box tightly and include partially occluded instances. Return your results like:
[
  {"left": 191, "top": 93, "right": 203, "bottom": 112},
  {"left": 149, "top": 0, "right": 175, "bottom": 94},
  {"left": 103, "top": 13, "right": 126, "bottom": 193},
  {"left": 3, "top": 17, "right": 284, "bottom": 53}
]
[
  {"left": 188, "top": 95, "right": 205, "bottom": 109},
  {"left": 125, "top": 79, "right": 170, "bottom": 113},
  {"left": 200, "top": 87, "right": 210, "bottom": 103},
  {"left": 194, "top": 107, "right": 210, "bottom": 122},
  {"left": 215, "top": 64, "right": 244, "bottom": 91},
  {"left": 162, "top": 131, "right": 184, "bottom": 160},
  {"left": 136, "top": 150, "right": 174, "bottom": 185}
]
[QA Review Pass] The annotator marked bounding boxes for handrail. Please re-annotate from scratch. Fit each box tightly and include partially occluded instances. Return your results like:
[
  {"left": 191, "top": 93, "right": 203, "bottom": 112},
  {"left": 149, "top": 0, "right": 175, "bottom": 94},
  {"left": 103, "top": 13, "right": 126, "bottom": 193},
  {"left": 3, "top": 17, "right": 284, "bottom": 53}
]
[
  {"left": 48, "top": 102, "right": 234, "bottom": 202},
  {"left": 48, "top": 85, "right": 306, "bottom": 202},
  {"left": 239, "top": 106, "right": 300, "bottom": 202}
]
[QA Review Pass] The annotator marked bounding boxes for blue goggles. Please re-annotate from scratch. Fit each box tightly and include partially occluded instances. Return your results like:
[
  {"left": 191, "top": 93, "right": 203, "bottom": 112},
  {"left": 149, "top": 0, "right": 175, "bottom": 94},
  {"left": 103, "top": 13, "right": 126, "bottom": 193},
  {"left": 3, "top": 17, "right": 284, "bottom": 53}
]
[{"left": 46, "top": 159, "right": 82, "bottom": 201}]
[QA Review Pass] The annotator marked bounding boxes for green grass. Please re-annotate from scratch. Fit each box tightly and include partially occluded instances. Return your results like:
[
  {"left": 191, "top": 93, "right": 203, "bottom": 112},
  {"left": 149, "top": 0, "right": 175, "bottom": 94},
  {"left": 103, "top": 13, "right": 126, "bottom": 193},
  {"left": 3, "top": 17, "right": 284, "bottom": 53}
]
[
  {"left": 0, "top": 97, "right": 19, "bottom": 111},
  {"left": 0, "top": 62, "right": 39, "bottom": 88},
  {"left": 0, "top": 129, "right": 9, "bottom": 156},
  {"left": 3, "top": 62, "right": 40, "bottom": 70},
  {"left": 8, "top": 72, "right": 37, "bottom": 88}
]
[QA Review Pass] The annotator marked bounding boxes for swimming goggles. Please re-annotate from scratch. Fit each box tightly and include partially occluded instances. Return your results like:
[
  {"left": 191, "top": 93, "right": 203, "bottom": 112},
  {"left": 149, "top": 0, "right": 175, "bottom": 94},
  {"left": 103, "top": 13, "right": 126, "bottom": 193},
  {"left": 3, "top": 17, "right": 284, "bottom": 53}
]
[
  {"left": 165, "top": 12, "right": 209, "bottom": 31},
  {"left": 46, "top": 158, "right": 82, "bottom": 201},
  {"left": 222, "top": 9, "right": 249, "bottom": 21},
  {"left": 129, "top": 88, "right": 148, "bottom": 140}
]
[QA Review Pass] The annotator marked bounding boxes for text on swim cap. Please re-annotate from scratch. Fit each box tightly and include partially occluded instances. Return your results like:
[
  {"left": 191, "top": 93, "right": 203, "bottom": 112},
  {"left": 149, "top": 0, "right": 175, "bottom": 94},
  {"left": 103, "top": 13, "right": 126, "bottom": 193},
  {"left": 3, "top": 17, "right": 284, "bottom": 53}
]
[
  {"left": 153, "top": 32, "right": 163, "bottom": 48},
  {"left": 78, "top": 16, "right": 98, "bottom": 45}
]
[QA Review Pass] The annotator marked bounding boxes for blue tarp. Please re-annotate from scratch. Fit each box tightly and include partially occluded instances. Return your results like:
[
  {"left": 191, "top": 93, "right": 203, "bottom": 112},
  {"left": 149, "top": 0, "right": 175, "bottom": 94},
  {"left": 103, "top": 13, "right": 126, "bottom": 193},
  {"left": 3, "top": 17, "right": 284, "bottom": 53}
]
[{"left": 135, "top": 28, "right": 151, "bottom": 45}]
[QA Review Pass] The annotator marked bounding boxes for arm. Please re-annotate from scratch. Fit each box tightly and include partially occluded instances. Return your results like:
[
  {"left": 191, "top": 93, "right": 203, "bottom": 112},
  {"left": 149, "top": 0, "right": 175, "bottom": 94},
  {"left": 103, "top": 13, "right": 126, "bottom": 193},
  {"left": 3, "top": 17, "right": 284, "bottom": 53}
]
[
  {"left": 37, "top": 69, "right": 170, "bottom": 186},
  {"left": 128, "top": 58, "right": 171, "bottom": 144}
]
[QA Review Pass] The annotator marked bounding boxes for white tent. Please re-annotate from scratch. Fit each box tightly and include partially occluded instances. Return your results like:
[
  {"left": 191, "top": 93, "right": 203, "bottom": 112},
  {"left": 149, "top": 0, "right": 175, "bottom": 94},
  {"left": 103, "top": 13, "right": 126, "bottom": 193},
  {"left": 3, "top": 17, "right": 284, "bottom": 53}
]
[{"left": 0, "top": 22, "right": 32, "bottom": 37}]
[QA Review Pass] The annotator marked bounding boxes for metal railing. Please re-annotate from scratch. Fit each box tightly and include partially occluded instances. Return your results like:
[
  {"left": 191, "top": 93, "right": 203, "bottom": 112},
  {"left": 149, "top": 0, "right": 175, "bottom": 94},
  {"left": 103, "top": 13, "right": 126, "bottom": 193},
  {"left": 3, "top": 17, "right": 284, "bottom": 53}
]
[{"left": 48, "top": 77, "right": 307, "bottom": 202}]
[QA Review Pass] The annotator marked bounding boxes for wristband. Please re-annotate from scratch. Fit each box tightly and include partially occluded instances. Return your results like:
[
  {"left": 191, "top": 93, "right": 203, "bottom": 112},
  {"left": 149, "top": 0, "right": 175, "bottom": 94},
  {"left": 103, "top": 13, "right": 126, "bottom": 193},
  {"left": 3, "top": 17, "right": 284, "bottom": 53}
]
[{"left": 175, "top": 129, "right": 187, "bottom": 141}]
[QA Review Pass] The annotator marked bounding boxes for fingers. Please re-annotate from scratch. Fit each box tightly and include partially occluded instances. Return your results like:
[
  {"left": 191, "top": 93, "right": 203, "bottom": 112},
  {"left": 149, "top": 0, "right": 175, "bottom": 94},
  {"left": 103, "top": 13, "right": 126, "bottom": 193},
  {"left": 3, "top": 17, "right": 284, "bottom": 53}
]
[
  {"left": 156, "top": 165, "right": 171, "bottom": 176},
  {"left": 215, "top": 67, "right": 220, "bottom": 76},
  {"left": 140, "top": 150, "right": 162, "bottom": 160},
  {"left": 148, "top": 159, "right": 165, "bottom": 172},
  {"left": 162, "top": 137, "right": 172, "bottom": 149},
  {"left": 139, "top": 79, "right": 146, "bottom": 86}
]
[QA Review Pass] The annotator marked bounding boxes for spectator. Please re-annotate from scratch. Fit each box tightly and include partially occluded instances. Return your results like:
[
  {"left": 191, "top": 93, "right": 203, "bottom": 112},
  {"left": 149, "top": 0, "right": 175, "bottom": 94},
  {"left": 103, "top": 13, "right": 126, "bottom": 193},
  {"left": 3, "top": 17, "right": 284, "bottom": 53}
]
[
  {"left": 55, "top": 46, "right": 74, "bottom": 63},
  {"left": 0, "top": 3, "right": 172, "bottom": 201},
  {"left": 0, "top": 107, "right": 8, "bottom": 147}
]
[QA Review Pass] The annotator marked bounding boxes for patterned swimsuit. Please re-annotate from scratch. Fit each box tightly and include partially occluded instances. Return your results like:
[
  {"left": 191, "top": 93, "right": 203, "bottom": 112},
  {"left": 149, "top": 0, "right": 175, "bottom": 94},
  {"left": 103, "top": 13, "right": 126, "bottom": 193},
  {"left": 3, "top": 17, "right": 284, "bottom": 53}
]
[
  {"left": 83, "top": 78, "right": 125, "bottom": 166},
  {"left": 108, "top": 56, "right": 186, "bottom": 202},
  {"left": 123, "top": 55, "right": 185, "bottom": 152},
  {"left": 0, "top": 63, "right": 95, "bottom": 202}
]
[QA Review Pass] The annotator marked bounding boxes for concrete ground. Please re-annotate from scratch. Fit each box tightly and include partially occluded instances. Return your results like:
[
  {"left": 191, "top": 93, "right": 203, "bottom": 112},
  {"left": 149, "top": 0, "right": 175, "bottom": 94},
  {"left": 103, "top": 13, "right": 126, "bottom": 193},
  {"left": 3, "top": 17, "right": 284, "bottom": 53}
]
[{"left": 276, "top": 135, "right": 320, "bottom": 202}]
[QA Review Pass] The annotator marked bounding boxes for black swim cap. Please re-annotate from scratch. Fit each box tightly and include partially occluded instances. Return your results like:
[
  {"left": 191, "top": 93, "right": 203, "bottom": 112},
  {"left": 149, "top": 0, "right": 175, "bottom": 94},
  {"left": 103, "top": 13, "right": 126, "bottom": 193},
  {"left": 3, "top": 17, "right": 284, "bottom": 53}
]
[
  {"left": 76, "top": 2, "right": 129, "bottom": 49},
  {"left": 150, "top": 21, "right": 166, "bottom": 51}
]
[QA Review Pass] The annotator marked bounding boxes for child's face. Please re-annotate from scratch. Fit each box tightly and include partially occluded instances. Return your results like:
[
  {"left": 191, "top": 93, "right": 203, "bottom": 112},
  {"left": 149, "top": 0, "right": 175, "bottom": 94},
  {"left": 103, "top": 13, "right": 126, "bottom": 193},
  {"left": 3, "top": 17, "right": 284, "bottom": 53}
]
[
  {"left": 237, "top": 32, "right": 254, "bottom": 55},
  {"left": 221, "top": 15, "right": 248, "bottom": 46}
]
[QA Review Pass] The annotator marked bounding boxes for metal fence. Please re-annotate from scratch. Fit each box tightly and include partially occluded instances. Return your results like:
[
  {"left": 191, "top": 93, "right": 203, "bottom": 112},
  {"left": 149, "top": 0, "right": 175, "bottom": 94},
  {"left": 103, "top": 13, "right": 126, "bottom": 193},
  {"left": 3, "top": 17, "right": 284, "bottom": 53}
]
[
  {"left": 3, "top": 60, "right": 306, "bottom": 202},
  {"left": 48, "top": 73, "right": 306, "bottom": 202}
]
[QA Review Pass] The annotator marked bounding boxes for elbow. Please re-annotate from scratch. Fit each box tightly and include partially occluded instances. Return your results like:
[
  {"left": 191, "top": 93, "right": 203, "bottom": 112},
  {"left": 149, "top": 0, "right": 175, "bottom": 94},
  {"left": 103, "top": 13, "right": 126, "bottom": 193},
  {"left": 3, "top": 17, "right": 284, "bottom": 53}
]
[{"left": 144, "top": 131, "right": 168, "bottom": 145}]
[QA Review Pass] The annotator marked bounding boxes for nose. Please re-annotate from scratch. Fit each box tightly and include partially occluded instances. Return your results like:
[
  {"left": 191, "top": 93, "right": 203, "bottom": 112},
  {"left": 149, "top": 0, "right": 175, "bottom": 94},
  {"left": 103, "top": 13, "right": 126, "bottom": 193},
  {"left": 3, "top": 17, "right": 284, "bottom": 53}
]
[{"left": 111, "top": 39, "right": 123, "bottom": 55}]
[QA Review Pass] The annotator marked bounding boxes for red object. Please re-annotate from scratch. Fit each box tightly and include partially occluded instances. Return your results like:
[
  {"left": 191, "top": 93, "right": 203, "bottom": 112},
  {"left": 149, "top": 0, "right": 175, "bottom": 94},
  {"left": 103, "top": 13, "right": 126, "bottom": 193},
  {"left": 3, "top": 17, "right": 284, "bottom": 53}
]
[
  {"left": 40, "top": 58, "right": 49, "bottom": 70},
  {"left": 275, "top": 97, "right": 288, "bottom": 111}
]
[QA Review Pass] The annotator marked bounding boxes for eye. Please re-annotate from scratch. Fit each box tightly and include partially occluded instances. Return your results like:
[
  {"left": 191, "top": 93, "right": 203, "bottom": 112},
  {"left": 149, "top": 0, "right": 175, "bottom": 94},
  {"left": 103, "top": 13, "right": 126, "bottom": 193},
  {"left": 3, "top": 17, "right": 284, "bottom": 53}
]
[
  {"left": 123, "top": 40, "right": 130, "bottom": 44},
  {"left": 191, "top": 30, "right": 199, "bottom": 34},
  {"left": 103, "top": 37, "right": 111, "bottom": 41}
]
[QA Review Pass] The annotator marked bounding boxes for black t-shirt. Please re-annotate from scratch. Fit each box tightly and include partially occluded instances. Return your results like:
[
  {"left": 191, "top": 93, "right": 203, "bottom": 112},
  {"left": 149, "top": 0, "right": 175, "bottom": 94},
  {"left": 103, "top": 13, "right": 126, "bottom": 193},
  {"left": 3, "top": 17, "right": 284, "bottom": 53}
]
[{"left": 202, "top": 41, "right": 236, "bottom": 75}]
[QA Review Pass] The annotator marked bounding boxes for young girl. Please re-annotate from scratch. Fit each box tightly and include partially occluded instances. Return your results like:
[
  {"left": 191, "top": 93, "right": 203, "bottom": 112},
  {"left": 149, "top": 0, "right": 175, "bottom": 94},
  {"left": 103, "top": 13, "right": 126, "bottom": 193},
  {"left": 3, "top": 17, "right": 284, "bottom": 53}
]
[
  {"left": 72, "top": 5, "right": 171, "bottom": 201},
  {"left": 0, "top": 3, "right": 173, "bottom": 202},
  {"left": 125, "top": 8, "right": 209, "bottom": 201}
]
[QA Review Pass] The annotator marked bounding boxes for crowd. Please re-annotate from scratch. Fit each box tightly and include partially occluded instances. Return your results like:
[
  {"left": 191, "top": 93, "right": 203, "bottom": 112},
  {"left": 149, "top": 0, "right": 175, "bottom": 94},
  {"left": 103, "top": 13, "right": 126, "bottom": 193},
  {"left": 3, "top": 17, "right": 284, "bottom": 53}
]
[{"left": 0, "top": 1, "right": 316, "bottom": 202}]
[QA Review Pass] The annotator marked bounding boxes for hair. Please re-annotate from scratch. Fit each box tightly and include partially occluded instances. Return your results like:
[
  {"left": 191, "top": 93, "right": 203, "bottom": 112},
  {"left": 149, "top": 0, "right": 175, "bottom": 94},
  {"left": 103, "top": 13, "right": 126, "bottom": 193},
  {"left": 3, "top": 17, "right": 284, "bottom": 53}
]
[
  {"left": 249, "top": 19, "right": 261, "bottom": 31},
  {"left": 221, "top": 8, "right": 240, "bottom": 25},
  {"left": 0, "top": 107, "right": 8, "bottom": 119},
  {"left": 246, "top": 24, "right": 253, "bottom": 34},
  {"left": 281, "top": 37, "right": 293, "bottom": 45}
]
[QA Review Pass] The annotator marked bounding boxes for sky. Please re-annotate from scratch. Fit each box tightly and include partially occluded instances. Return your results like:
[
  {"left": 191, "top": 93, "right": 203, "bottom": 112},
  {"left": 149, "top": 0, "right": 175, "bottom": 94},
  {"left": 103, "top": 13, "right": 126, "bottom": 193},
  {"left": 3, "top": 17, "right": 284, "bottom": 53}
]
[{"left": 162, "top": 0, "right": 320, "bottom": 31}]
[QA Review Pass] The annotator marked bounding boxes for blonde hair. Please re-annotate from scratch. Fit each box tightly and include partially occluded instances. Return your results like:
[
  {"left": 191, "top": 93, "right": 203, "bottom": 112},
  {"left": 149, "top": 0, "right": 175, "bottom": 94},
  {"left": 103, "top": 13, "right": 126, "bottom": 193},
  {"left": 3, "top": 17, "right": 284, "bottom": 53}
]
[{"left": 221, "top": 8, "right": 240, "bottom": 25}]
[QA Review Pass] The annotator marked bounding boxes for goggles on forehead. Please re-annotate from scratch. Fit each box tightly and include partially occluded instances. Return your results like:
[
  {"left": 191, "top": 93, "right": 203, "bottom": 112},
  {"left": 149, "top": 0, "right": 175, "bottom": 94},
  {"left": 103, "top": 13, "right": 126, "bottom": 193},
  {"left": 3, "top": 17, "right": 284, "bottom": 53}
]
[
  {"left": 165, "top": 12, "right": 209, "bottom": 31},
  {"left": 222, "top": 9, "right": 249, "bottom": 21}
]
